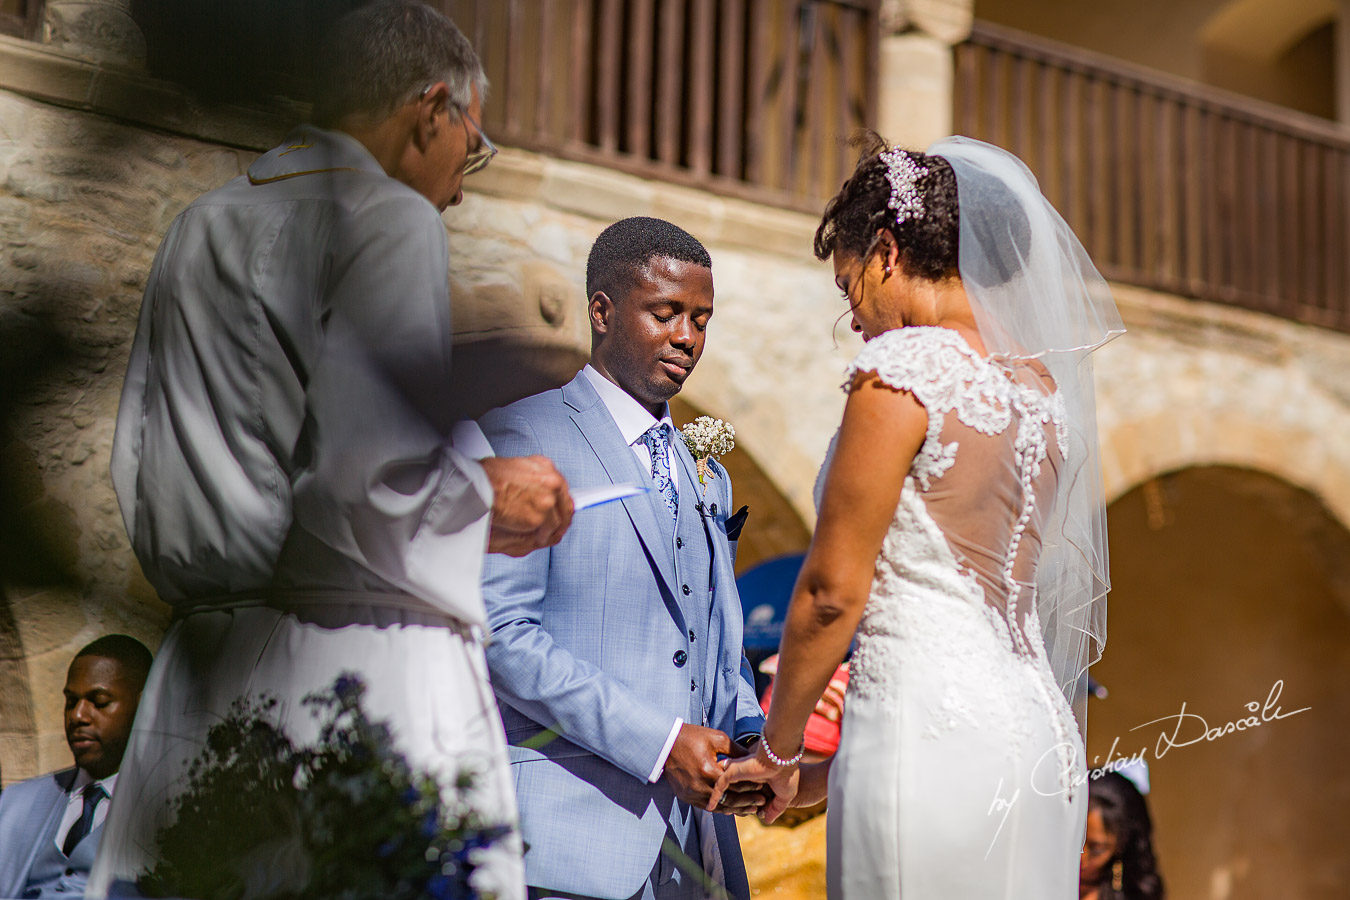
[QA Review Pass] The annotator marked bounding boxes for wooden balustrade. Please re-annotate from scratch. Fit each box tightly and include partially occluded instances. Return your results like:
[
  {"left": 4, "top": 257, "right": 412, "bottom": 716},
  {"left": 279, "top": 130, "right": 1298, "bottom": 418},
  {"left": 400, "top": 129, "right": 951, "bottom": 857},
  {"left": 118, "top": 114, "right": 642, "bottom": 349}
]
[
  {"left": 438, "top": 0, "right": 878, "bottom": 214},
  {"left": 956, "top": 21, "right": 1350, "bottom": 333},
  {"left": 0, "top": 0, "right": 43, "bottom": 39}
]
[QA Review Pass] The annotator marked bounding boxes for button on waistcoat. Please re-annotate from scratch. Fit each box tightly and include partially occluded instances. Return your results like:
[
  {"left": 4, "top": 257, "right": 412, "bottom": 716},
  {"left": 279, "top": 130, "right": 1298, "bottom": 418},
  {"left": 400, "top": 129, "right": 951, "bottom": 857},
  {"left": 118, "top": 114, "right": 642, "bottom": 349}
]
[
  {"left": 671, "top": 487, "right": 717, "bottom": 724},
  {"left": 22, "top": 820, "right": 100, "bottom": 898}
]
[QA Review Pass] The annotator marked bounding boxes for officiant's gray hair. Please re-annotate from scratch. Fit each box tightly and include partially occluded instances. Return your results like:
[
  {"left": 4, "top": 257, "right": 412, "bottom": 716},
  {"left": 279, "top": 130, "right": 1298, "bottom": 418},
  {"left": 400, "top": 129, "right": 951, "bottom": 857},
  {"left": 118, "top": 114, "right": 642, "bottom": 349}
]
[{"left": 311, "top": 0, "right": 487, "bottom": 128}]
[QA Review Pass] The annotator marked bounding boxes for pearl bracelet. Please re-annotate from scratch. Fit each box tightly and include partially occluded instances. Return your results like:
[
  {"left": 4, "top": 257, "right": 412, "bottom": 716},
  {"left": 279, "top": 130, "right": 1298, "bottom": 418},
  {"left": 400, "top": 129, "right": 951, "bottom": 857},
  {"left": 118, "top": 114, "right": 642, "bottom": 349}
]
[{"left": 761, "top": 735, "right": 805, "bottom": 768}]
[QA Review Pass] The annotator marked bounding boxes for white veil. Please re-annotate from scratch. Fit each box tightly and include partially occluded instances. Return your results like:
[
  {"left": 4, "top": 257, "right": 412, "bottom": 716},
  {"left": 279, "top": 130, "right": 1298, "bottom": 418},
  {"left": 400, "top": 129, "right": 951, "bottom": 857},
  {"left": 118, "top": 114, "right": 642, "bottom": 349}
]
[{"left": 926, "top": 136, "right": 1125, "bottom": 744}]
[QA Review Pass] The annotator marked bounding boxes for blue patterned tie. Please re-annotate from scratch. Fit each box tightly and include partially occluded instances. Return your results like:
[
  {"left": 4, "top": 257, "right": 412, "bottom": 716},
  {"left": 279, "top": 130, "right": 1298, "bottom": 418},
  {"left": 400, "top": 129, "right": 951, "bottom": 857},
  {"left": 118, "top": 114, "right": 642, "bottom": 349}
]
[{"left": 640, "top": 423, "right": 679, "bottom": 521}]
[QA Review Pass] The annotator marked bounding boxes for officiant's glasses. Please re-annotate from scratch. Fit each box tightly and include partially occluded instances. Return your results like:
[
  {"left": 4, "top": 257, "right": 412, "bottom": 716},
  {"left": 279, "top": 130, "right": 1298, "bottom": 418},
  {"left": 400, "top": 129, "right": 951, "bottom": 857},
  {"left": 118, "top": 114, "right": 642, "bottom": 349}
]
[
  {"left": 419, "top": 84, "right": 498, "bottom": 176},
  {"left": 459, "top": 109, "right": 497, "bottom": 176}
]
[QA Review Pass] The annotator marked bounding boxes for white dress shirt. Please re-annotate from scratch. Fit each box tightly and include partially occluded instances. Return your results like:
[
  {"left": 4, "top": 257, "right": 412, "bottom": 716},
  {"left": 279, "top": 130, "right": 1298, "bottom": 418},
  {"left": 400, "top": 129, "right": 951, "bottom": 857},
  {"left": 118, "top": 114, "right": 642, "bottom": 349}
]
[
  {"left": 581, "top": 365, "right": 684, "bottom": 782},
  {"left": 55, "top": 770, "right": 117, "bottom": 854},
  {"left": 581, "top": 365, "right": 680, "bottom": 492}
]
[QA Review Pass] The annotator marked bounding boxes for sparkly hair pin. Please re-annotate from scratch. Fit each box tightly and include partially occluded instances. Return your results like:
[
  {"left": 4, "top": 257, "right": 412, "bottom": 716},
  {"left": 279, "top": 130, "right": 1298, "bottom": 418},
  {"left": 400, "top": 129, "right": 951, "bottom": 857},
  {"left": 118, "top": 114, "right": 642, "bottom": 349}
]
[{"left": 880, "top": 148, "right": 927, "bottom": 226}]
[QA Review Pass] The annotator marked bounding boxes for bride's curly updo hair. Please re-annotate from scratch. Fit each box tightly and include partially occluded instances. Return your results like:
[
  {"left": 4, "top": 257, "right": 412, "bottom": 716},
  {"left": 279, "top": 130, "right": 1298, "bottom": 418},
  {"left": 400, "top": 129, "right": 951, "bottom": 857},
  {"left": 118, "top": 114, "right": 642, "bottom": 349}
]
[{"left": 813, "top": 131, "right": 960, "bottom": 281}]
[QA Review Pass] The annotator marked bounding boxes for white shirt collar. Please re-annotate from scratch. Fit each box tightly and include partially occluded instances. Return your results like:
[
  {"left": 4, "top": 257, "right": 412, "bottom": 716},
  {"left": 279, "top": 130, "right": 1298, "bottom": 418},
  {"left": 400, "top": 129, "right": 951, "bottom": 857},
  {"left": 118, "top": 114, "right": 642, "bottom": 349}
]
[
  {"left": 582, "top": 365, "right": 674, "bottom": 447},
  {"left": 70, "top": 768, "right": 118, "bottom": 798}
]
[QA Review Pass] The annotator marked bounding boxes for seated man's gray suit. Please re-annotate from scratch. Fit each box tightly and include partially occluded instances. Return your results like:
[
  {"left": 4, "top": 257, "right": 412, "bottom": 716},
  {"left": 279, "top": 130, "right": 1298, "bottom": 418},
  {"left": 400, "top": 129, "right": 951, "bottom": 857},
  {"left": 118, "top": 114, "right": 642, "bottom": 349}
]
[{"left": 0, "top": 769, "right": 103, "bottom": 898}]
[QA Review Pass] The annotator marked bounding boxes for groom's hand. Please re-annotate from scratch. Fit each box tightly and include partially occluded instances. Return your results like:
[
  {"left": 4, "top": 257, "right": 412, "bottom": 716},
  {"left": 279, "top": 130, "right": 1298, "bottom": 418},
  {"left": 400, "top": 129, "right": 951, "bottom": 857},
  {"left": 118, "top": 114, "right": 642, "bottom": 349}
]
[
  {"left": 663, "top": 724, "right": 736, "bottom": 808},
  {"left": 483, "top": 456, "right": 574, "bottom": 556},
  {"left": 713, "top": 741, "right": 772, "bottom": 816}
]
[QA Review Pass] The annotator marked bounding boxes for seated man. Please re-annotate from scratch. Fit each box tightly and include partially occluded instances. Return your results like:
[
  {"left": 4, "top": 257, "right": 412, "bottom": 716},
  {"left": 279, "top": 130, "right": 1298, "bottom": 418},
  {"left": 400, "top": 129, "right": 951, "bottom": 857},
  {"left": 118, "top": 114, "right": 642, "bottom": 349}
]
[{"left": 0, "top": 635, "right": 151, "bottom": 898}]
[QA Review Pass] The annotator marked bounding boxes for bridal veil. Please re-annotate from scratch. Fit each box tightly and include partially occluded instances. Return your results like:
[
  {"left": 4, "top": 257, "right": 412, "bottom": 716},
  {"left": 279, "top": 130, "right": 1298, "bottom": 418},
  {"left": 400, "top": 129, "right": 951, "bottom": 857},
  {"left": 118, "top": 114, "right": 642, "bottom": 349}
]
[{"left": 926, "top": 136, "right": 1125, "bottom": 745}]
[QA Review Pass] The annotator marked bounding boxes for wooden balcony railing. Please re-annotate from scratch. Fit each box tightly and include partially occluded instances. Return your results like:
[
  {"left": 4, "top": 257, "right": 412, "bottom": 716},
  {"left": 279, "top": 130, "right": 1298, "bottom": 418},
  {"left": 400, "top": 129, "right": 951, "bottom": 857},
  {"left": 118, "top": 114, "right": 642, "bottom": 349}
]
[
  {"left": 439, "top": 0, "right": 878, "bottom": 213},
  {"left": 0, "top": 0, "right": 43, "bottom": 40},
  {"left": 956, "top": 21, "right": 1350, "bottom": 333}
]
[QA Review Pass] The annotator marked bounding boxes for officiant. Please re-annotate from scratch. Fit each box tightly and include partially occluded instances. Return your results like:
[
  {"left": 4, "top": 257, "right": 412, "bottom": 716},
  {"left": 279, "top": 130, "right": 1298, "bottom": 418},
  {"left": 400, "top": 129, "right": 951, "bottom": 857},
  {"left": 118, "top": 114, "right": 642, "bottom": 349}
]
[{"left": 87, "top": 3, "right": 572, "bottom": 898}]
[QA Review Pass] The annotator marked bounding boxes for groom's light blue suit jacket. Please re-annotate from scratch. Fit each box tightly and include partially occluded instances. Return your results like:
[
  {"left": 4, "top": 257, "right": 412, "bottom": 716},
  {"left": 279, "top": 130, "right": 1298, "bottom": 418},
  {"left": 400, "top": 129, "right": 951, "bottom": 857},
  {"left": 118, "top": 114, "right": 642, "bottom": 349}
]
[{"left": 480, "top": 372, "right": 764, "bottom": 900}]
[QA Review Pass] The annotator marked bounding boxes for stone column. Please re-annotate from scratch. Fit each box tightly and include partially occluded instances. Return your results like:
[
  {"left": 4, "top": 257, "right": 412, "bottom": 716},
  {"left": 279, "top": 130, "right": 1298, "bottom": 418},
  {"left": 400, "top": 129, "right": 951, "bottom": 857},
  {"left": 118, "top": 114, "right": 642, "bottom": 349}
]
[
  {"left": 875, "top": 0, "right": 973, "bottom": 150},
  {"left": 42, "top": 0, "right": 145, "bottom": 67}
]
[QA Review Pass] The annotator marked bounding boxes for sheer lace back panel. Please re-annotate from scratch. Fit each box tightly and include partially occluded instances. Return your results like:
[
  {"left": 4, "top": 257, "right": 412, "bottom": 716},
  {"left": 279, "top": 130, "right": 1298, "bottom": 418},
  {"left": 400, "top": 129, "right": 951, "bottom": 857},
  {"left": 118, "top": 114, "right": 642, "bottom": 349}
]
[{"left": 835, "top": 326, "right": 1066, "bottom": 658}]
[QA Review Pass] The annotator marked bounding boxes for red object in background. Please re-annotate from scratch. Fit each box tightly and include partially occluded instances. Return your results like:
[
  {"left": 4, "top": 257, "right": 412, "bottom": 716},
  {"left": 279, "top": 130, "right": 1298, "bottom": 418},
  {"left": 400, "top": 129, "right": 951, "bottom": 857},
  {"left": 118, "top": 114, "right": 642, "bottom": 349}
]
[{"left": 759, "top": 662, "right": 849, "bottom": 756}]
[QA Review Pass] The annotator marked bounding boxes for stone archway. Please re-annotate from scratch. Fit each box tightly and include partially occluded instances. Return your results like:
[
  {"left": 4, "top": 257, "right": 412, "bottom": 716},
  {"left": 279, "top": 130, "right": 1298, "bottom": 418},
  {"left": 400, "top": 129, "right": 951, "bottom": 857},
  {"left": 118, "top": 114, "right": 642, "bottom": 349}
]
[
  {"left": 671, "top": 399, "right": 813, "bottom": 575},
  {"left": 1091, "top": 465, "right": 1350, "bottom": 900},
  {"left": 1199, "top": 0, "right": 1336, "bottom": 62},
  {"left": 1093, "top": 290, "right": 1350, "bottom": 541}
]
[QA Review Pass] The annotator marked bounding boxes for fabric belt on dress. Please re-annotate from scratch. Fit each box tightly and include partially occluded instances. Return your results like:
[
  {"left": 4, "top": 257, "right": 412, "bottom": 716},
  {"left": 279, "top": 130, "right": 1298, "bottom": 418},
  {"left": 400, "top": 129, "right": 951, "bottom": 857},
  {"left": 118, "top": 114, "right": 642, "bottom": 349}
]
[{"left": 169, "top": 590, "right": 480, "bottom": 641}]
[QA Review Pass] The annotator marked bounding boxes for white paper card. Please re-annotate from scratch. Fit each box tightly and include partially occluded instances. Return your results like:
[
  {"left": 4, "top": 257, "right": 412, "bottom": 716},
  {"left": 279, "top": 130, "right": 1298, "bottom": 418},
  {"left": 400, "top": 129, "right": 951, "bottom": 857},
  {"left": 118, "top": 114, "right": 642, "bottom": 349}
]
[{"left": 572, "top": 483, "right": 651, "bottom": 511}]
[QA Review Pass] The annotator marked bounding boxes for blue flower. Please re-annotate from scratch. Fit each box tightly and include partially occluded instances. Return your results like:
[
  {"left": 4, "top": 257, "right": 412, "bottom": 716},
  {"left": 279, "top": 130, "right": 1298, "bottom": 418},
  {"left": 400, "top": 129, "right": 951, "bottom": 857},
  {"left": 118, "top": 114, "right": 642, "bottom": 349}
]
[
  {"left": 425, "top": 873, "right": 458, "bottom": 900},
  {"left": 333, "top": 673, "right": 363, "bottom": 703}
]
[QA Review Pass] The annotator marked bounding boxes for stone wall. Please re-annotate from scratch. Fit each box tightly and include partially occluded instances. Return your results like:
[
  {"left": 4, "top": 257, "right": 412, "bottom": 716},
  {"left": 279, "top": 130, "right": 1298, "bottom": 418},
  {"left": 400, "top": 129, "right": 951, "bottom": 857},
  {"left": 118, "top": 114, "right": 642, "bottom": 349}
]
[
  {"left": 1098, "top": 283, "right": 1350, "bottom": 547},
  {"left": 0, "top": 86, "right": 257, "bottom": 781}
]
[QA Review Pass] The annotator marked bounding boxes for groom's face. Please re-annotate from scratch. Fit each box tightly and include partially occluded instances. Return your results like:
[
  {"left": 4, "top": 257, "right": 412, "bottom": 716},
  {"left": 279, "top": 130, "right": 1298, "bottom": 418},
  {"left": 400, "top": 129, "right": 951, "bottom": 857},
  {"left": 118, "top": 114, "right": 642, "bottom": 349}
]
[{"left": 591, "top": 256, "right": 713, "bottom": 414}]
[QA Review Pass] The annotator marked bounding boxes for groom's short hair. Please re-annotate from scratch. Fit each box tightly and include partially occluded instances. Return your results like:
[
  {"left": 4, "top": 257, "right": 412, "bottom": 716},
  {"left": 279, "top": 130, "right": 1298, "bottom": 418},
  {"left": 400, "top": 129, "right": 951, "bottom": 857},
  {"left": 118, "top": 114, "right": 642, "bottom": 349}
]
[{"left": 586, "top": 217, "right": 712, "bottom": 302}]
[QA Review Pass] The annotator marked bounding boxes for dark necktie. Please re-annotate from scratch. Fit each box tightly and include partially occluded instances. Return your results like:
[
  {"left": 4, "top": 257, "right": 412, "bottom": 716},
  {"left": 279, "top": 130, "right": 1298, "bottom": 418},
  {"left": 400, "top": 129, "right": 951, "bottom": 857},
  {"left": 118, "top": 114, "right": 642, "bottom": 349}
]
[{"left": 62, "top": 783, "right": 107, "bottom": 857}]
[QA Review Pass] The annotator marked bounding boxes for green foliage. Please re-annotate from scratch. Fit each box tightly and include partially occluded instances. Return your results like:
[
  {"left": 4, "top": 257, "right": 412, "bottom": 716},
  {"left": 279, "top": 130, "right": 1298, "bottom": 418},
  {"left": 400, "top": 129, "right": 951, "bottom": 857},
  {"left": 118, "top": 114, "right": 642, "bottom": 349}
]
[{"left": 139, "top": 674, "right": 509, "bottom": 900}]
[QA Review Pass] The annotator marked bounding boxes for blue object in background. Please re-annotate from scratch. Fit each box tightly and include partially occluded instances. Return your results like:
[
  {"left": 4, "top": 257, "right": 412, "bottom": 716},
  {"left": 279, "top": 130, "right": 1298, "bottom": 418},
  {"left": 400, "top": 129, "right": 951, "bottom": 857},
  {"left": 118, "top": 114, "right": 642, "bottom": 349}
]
[
  {"left": 737, "top": 553, "right": 856, "bottom": 699},
  {"left": 737, "top": 553, "right": 804, "bottom": 697},
  {"left": 737, "top": 553, "right": 805, "bottom": 654}
]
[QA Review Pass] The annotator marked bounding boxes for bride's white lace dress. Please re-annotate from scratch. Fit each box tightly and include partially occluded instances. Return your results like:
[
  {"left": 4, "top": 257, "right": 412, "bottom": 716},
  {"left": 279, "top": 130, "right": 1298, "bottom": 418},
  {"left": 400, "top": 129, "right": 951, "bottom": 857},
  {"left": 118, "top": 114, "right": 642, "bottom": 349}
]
[{"left": 821, "top": 326, "right": 1087, "bottom": 899}]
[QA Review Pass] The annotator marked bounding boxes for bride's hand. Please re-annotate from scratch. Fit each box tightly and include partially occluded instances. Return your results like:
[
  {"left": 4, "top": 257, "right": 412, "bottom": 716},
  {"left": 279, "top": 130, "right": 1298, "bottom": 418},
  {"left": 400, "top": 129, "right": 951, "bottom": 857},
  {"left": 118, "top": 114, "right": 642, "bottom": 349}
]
[
  {"left": 791, "top": 760, "right": 831, "bottom": 809},
  {"left": 706, "top": 747, "right": 800, "bottom": 823}
]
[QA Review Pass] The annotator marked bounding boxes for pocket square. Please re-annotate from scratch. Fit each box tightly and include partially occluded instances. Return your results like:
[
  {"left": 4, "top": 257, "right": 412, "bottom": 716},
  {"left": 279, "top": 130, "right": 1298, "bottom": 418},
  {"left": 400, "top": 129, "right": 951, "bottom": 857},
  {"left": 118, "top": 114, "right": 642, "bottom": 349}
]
[{"left": 724, "top": 505, "right": 749, "bottom": 542}]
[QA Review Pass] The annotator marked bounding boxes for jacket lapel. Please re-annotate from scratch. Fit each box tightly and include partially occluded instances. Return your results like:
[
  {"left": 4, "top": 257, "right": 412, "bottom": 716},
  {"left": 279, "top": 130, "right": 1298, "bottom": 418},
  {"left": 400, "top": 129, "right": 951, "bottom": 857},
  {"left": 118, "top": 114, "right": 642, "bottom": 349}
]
[
  {"left": 10, "top": 769, "right": 78, "bottom": 894},
  {"left": 564, "top": 376, "right": 679, "bottom": 603}
]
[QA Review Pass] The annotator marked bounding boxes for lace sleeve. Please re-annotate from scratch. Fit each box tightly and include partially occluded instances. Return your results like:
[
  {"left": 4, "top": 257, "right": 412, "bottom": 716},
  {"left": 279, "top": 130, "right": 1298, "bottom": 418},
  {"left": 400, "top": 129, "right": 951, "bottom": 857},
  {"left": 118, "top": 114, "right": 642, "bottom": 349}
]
[
  {"left": 842, "top": 327, "right": 976, "bottom": 409},
  {"left": 841, "top": 327, "right": 976, "bottom": 490}
]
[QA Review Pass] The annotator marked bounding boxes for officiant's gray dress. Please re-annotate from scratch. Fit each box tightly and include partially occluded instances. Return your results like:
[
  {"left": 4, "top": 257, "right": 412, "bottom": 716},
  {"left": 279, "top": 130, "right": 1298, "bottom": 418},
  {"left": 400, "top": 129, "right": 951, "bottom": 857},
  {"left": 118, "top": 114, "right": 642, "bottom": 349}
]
[{"left": 88, "top": 126, "right": 520, "bottom": 900}]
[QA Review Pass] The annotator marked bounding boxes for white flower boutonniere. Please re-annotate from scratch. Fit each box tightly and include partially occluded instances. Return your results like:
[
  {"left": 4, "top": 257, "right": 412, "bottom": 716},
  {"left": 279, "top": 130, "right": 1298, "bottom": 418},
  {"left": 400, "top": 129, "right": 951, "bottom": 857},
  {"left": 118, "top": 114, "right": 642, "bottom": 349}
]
[{"left": 679, "top": 416, "right": 736, "bottom": 494}]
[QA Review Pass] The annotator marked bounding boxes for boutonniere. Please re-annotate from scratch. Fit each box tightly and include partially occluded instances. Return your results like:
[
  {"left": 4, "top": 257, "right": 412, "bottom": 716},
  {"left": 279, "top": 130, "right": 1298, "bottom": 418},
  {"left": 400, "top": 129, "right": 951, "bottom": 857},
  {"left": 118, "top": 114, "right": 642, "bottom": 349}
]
[{"left": 679, "top": 416, "right": 736, "bottom": 494}]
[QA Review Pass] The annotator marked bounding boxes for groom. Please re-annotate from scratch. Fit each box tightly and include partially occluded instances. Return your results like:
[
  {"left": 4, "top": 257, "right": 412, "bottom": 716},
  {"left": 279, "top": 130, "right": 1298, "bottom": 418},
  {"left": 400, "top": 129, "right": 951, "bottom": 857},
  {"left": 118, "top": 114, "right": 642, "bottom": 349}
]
[{"left": 479, "top": 217, "right": 765, "bottom": 900}]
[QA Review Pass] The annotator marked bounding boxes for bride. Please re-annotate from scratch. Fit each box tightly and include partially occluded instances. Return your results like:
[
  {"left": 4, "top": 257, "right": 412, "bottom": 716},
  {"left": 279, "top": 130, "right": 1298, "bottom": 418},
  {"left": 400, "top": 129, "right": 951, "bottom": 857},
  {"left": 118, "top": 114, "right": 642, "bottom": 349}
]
[{"left": 709, "top": 135, "right": 1123, "bottom": 898}]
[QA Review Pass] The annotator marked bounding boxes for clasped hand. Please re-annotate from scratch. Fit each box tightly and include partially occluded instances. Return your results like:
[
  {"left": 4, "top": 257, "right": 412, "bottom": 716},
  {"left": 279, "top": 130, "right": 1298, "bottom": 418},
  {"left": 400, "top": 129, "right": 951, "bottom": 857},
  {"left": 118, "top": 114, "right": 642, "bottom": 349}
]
[
  {"left": 705, "top": 745, "right": 801, "bottom": 824},
  {"left": 663, "top": 724, "right": 774, "bottom": 817}
]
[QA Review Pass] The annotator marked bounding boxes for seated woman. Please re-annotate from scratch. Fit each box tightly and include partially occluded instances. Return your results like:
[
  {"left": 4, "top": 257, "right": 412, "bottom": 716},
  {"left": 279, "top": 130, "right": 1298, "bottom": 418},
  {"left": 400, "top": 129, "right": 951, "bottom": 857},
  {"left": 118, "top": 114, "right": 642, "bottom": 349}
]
[{"left": 1080, "top": 770, "right": 1165, "bottom": 900}]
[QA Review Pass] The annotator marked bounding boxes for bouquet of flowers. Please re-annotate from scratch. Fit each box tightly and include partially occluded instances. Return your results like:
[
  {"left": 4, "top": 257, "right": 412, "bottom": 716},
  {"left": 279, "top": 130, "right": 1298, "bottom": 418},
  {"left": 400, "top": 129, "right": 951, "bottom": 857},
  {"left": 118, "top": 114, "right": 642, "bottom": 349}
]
[
  {"left": 139, "top": 673, "right": 509, "bottom": 900},
  {"left": 679, "top": 416, "right": 736, "bottom": 492}
]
